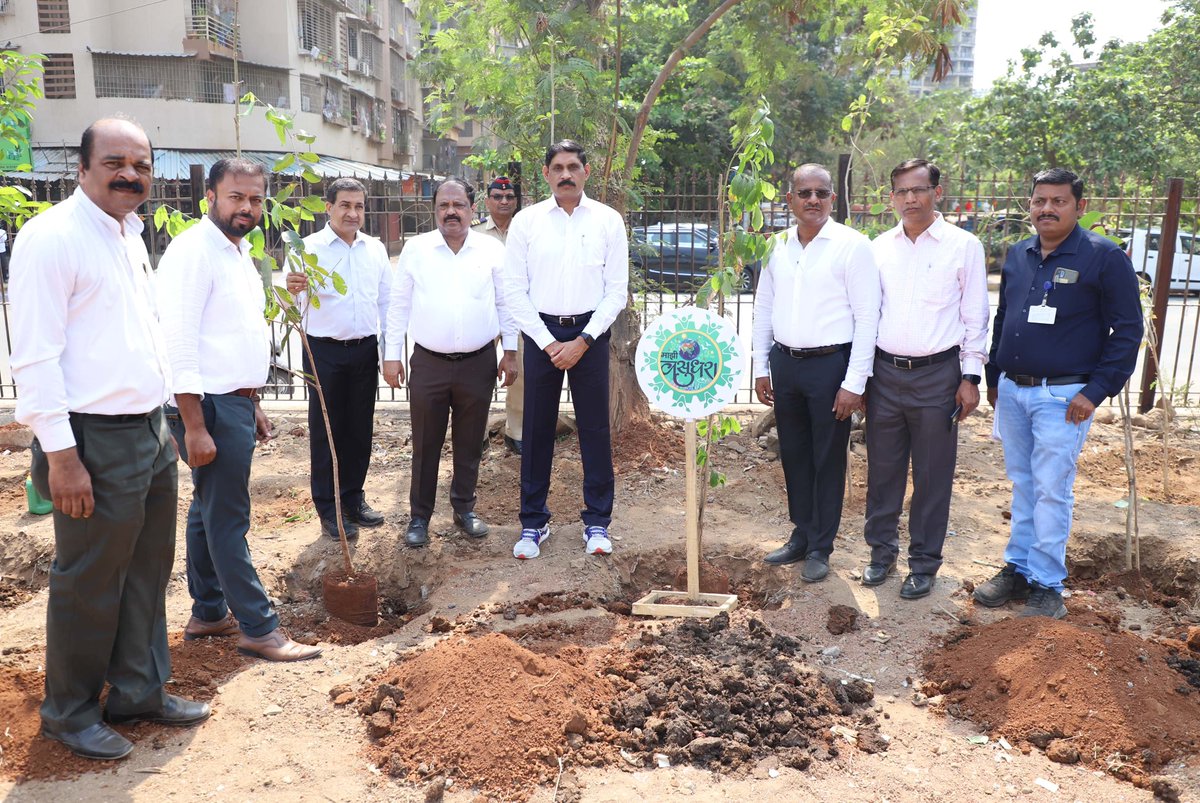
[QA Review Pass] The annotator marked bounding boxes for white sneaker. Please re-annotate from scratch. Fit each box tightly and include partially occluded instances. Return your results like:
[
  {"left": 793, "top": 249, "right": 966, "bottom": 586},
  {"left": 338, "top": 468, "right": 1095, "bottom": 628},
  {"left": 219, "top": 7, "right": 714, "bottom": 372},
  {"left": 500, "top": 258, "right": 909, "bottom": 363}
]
[
  {"left": 584, "top": 525, "right": 613, "bottom": 556},
  {"left": 513, "top": 525, "right": 550, "bottom": 560}
]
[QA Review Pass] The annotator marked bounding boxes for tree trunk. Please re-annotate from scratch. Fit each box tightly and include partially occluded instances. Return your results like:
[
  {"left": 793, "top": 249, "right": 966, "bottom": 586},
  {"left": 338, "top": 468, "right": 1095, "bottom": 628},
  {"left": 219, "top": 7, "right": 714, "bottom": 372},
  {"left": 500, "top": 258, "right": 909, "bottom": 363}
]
[{"left": 609, "top": 306, "right": 651, "bottom": 431}]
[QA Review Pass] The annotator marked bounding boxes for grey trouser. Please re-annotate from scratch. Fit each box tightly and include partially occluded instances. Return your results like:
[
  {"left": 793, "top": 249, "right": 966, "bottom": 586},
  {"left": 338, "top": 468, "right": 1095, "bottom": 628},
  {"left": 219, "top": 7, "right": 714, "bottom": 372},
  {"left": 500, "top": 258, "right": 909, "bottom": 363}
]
[{"left": 33, "top": 408, "right": 177, "bottom": 732}]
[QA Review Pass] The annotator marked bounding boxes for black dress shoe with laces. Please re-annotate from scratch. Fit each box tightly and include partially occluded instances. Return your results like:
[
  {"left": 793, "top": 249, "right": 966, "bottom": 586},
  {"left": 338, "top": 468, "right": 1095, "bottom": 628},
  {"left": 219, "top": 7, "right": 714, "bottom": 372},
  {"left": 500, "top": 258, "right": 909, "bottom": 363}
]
[
  {"left": 504, "top": 435, "right": 523, "bottom": 455},
  {"left": 800, "top": 552, "right": 830, "bottom": 583},
  {"left": 453, "top": 511, "right": 489, "bottom": 538},
  {"left": 105, "top": 693, "right": 211, "bottom": 727},
  {"left": 351, "top": 503, "right": 385, "bottom": 528},
  {"left": 320, "top": 515, "right": 359, "bottom": 542},
  {"left": 42, "top": 722, "right": 133, "bottom": 760},
  {"left": 405, "top": 517, "right": 430, "bottom": 547},
  {"left": 862, "top": 561, "right": 896, "bottom": 587},
  {"left": 899, "top": 573, "right": 936, "bottom": 599},
  {"left": 763, "top": 538, "right": 808, "bottom": 566}
]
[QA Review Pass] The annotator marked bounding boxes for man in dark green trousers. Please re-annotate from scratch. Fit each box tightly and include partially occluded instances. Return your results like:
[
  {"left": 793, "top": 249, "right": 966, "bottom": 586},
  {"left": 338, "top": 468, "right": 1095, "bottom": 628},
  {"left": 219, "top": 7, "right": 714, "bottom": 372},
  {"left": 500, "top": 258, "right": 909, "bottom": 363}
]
[{"left": 10, "top": 117, "right": 209, "bottom": 761}]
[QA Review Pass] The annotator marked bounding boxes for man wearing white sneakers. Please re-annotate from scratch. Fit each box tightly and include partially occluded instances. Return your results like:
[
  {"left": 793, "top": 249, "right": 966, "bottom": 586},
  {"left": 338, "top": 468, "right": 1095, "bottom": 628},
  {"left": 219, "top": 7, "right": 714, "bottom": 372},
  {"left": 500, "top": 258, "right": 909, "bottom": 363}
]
[{"left": 504, "top": 140, "right": 629, "bottom": 560}]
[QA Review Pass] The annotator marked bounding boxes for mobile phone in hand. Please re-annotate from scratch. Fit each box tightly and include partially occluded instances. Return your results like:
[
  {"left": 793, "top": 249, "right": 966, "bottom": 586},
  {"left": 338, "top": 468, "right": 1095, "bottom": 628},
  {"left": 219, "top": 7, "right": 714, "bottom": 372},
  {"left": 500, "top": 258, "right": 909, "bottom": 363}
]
[{"left": 949, "top": 403, "right": 963, "bottom": 430}]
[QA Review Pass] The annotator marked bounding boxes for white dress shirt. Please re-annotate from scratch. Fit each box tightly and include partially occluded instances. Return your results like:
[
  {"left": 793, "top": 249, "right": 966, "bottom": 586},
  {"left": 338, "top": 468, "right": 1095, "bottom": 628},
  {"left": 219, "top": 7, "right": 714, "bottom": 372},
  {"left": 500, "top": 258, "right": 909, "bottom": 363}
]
[
  {"left": 10, "top": 188, "right": 170, "bottom": 451},
  {"left": 156, "top": 216, "right": 271, "bottom": 397},
  {"left": 503, "top": 193, "right": 629, "bottom": 349},
  {"left": 384, "top": 228, "right": 517, "bottom": 359},
  {"left": 872, "top": 213, "right": 990, "bottom": 375},
  {"left": 299, "top": 224, "right": 393, "bottom": 342},
  {"left": 751, "top": 220, "right": 881, "bottom": 394}
]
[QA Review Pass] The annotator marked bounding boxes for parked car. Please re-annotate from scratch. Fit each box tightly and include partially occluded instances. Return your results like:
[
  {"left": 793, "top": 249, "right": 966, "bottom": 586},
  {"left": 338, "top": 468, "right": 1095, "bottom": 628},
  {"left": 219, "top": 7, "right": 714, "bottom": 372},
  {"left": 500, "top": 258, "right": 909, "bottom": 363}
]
[
  {"left": 946, "top": 210, "right": 1030, "bottom": 271},
  {"left": 1117, "top": 228, "right": 1200, "bottom": 293},
  {"left": 630, "top": 223, "right": 761, "bottom": 293}
]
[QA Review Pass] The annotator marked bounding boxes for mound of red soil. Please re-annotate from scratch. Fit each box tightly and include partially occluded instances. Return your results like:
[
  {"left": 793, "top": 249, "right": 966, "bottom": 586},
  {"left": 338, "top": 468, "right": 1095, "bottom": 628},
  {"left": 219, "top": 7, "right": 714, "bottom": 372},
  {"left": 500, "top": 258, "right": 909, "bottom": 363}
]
[
  {"left": 611, "top": 418, "right": 684, "bottom": 473},
  {"left": 363, "top": 632, "right": 617, "bottom": 800},
  {"left": 923, "top": 617, "right": 1200, "bottom": 783}
]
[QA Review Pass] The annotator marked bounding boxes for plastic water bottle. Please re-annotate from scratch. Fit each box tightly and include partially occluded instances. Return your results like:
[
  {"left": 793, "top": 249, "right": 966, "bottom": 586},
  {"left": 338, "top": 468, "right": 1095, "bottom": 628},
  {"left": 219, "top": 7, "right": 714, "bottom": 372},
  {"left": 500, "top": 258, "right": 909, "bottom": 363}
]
[{"left": 25, "top": 475, "right": 53, "bottom": 515}]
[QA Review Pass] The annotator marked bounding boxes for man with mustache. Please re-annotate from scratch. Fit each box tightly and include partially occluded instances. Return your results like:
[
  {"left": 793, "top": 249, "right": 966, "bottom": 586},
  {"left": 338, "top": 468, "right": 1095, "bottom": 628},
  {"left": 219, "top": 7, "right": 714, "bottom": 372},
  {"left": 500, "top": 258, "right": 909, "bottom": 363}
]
[
  {"left": 286, "top": 178, "right": 393, "bottom": 542},
  {"left": 504, "top": 140, "right": 628, "bottom": 560},
  {"left": 975, "top": 168, "right": 1142, "bottom": 618},
  {"left": 158, "top": 158, "right": 321, "bottom": 661},
  {"left": 11, "top": 117, "right": 209, "bottom": 760},
  {"left": 753, "top": 164, "right": 880, "bottom": 582},
  {"left": 383, "top": 177, "right": 517, "bottom": 546},
  {"left": 861, "top": 159, "right": 990, "bottom": 600},
  {"left": 472, "top": 176, "right": 524, "bottom": 455}
]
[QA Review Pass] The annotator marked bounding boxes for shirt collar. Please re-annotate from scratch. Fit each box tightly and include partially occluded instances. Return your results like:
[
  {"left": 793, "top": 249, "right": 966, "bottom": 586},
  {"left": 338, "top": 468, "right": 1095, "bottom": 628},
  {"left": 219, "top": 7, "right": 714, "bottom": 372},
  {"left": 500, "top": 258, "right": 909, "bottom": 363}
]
[
  {"left": 318, "top": 223, "right": 365, "bottom": 247},
  {"left": 199, "top": 215, "right": 252, "bottom": 256},
  {"left": 433, "top": 228, "right": 479, "bottom": 253},
  {"left": 544, "top": 191, "right": 594, "bottom": 216},
  {"left": 789, "top": 218, "right": 837, "bottom": 244},
  {"left": 72, "top": 186, "right": 145, "bottom": 237},
  {"left": 891, "top": 211, "right": 946, "bottom": 242},
  {"left": 1028, "top": 223, "right": 1084, "bottom": 257}
]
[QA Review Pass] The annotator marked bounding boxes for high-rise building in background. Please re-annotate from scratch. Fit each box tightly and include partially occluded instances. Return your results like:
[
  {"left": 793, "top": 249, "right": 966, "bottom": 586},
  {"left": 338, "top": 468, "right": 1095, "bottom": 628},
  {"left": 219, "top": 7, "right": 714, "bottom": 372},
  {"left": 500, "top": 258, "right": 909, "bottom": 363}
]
[
  {"left": 908, "top": 9, "right": 977, "bottom": 94},
  {"left": 0, "top": 0, "right": 466, "bottom": 179}
]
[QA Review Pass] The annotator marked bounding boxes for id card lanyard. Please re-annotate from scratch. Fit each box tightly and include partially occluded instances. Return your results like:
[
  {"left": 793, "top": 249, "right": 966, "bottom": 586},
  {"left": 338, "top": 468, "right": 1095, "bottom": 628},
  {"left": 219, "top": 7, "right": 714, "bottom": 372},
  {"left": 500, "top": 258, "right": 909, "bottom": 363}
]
[{"left": 1028, "top": 279, "right": 1056, "bottom": 324}]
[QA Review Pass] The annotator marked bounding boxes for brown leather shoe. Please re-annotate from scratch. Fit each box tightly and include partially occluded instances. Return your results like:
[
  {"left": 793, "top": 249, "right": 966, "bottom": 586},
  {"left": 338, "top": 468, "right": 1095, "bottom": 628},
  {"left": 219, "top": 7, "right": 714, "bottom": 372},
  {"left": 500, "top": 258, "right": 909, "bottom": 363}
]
[
  {"left": 184, "top": 612, "right": 240, "bottom": 641},
  {"left": 236, "top": 629, "right": 322, "bottom": 662}
]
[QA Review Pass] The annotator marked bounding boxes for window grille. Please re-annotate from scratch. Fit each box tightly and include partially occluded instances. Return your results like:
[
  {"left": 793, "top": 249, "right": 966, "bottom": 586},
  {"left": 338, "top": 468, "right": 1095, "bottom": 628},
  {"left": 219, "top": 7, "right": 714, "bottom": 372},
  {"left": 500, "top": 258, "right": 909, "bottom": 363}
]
[
  {"left": 297, "top": 0, "right": 336, "bottom": 56},
  {"left": 42, "top": 53, "right": 75, "bottom": 98},
  {"left": 92, "top": 54, "right": 289, "bottom": 106},
  {"left": 38, "top": 0, "right": 70, "bottom": 33},
  {"left": 300, "top": 75, "right": 322, "bottom": 114},
  {"left": 389, "top": 49, "right": 405, "bottom": 101}
]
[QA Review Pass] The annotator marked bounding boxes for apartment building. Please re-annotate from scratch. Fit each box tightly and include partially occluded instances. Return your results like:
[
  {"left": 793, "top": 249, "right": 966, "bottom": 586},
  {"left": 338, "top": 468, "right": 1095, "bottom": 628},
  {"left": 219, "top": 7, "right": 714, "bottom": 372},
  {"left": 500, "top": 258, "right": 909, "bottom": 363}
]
[
  {"left": 0, "top": 0, "right": 459, "bottom": 178},
  {"left": 908, "top": 9, "right": 977, "bottom": 94}
]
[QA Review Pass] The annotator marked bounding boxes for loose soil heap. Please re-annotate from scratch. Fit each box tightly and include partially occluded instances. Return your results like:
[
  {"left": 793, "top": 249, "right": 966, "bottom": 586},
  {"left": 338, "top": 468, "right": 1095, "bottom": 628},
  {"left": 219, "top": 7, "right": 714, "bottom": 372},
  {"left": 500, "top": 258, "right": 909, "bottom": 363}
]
[
  {"left": 601, "top": 612, "right": 881, "bottom": 771},
  {"left": 362, "top": 632, "right": 618, "bottom": 800},
  {"left": 923, "top": 617, "right": 1200, "bottom": 785}
]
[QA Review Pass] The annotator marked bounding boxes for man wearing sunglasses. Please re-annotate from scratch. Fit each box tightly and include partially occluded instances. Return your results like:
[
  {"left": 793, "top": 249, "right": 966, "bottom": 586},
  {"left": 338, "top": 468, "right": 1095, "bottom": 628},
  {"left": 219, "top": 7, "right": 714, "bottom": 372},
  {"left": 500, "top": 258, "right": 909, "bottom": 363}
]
[
  {"left": 472, "top": 177, "right": 524, "bottom": 454},
  {"left": 753, "top": 164, "right": 880, "bottom": 582},
  {"left": 862, "top": 159, "right": 989, "bottom": 600}
]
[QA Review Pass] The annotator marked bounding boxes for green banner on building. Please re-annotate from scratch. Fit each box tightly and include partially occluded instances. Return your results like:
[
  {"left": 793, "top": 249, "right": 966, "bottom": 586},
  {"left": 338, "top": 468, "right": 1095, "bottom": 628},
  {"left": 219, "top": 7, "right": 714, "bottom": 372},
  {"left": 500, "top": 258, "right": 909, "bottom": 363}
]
[{"left": 0, "top": 115, "right": 33, "bottom": 172}]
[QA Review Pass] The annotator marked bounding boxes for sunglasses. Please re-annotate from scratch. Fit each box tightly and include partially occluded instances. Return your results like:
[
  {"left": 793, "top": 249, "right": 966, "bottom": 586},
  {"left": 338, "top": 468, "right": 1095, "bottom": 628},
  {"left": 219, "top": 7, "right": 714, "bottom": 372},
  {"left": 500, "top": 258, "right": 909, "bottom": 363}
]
[{"left": 793, "top": 189, "right": 833, "bottom": 200}]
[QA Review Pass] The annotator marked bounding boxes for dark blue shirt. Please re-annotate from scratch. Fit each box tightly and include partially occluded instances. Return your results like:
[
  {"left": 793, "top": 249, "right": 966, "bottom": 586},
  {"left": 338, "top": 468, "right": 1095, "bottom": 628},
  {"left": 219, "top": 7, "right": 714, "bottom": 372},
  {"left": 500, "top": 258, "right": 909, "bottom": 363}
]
[{"left": 985, "top": 224, "right": 1143, "bottom": 405}]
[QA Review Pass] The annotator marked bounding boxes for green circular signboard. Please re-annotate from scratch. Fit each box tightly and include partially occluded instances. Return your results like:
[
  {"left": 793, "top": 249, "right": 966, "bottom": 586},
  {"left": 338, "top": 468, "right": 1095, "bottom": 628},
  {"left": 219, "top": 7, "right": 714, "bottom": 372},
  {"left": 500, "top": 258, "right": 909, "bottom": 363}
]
[{"left": 636, "top": 307, "right": 746, "bottom": 420}]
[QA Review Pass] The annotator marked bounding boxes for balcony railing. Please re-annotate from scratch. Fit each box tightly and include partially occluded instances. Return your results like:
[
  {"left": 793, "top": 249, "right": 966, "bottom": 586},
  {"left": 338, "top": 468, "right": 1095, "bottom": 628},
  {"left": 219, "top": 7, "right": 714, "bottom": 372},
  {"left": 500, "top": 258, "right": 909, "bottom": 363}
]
[{"left": 184, "top": 13, "right": 239, "bottom": 52}]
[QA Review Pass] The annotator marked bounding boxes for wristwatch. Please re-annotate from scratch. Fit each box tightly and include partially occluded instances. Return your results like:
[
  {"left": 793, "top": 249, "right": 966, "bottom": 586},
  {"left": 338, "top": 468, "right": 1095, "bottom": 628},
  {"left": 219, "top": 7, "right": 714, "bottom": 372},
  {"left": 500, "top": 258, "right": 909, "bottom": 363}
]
[
  {"left": 581, "top": 333, "right": 595, "bottom": 347},
  {"left": 962, "top": 374, "right": 981, "bottom": 385}
]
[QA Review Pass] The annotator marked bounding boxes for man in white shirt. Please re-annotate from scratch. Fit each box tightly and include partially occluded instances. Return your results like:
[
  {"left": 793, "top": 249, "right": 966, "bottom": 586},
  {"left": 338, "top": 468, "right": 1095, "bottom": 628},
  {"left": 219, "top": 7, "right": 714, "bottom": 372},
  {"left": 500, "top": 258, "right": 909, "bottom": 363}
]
[
  {"left": 158, "top": 158, "right": 320, "bottom": 663},
  {"left": 752, "top": 164, "right": 880, "bottom": 582},
  {"left": 863, "top": 159, "right": 989, "bottom": 599},
  {"left": 11, "top": 117, "right": 208, "bottom": 761},
  {"left": 383, "top": 177, "right": 518, "bottom": 546},
  {"left": 472, "top": 176, "right": 523, "bottom": 454},
  {"left": 504, "top": 141, "right": 629, "bottom": 560},
  {"left": 285, "top": 178, "right": 392, "bottom": 541}
]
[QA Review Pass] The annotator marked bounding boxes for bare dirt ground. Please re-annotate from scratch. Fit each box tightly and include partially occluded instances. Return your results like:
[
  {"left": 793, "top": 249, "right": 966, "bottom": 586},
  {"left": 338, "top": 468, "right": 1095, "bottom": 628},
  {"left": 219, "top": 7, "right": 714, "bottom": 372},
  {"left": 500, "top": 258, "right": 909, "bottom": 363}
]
[{"left": 1, "top": 403, "right": 1200, "bottom": 802}]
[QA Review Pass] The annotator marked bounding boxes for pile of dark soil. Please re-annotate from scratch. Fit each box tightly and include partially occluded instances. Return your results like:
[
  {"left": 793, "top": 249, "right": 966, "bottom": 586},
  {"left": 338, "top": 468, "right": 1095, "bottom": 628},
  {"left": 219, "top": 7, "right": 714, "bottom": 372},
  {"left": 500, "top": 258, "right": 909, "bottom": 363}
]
[
  {"left": 0, "top": 578, "right": 32, "bottom": 610},
  {"left": 923, "top": 617, "right": 1200, "bottom": 786},
  {"left": 600, "top": 612, "right": 880, "bottom": 771},
  {"left": 280, "top": 596, "right": 418, "bottom": 645}
]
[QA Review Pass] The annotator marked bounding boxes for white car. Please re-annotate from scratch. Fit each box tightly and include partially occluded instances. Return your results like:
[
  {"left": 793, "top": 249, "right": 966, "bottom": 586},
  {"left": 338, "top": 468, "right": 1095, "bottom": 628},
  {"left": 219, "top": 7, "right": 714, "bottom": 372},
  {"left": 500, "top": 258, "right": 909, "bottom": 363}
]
[{"left": 1119, "top": 228, "right": 1200, "bottom": 293}]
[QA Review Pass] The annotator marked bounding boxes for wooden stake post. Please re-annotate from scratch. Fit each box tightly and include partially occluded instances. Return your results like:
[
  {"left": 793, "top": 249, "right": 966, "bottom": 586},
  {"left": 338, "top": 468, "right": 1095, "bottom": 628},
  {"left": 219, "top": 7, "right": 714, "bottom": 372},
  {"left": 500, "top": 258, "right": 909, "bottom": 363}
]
[{"left": 632, "top": 419, "right": 738, "bottom": 619}]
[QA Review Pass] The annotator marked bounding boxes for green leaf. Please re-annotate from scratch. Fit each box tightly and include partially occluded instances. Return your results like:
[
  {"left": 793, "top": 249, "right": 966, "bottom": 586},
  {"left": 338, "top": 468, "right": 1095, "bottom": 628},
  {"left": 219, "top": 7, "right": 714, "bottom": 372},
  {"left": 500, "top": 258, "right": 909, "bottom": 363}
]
[
  {"left": 709, "top": 470, "right": 726, "bottom": 488},
  {"left": 153, "top": 205, "right": 168, "bottom": 231},
  {"left": 869, "top": 203, "right": 888, "bottom": 215},
  {"left": 300, "top": 195, "right": 327, "bottom": 213},
  {"left": 298, "top": 151, "right": 319, "bottom": 163},
  {"left": 273, "top": 153, "right": 296, "bottom": 172},
  {"left": 301, "top": 169, "right": 322, "bottom": 184},
  {"left": 246, "top": 227, "right": 265, "bottom": 256},
  {"left": 331, "top": 271, "right": 348, "bottom": 295},
  {"left": 841, "top": 114, "right": 853, "bottom": 132}
]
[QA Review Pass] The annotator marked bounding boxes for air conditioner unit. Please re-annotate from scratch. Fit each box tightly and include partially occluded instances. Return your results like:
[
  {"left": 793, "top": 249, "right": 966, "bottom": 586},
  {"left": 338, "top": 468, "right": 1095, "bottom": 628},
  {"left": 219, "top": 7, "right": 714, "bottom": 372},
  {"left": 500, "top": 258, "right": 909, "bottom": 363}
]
[{"left": 358, "top": 62, "right": 371, "bottom": 76}]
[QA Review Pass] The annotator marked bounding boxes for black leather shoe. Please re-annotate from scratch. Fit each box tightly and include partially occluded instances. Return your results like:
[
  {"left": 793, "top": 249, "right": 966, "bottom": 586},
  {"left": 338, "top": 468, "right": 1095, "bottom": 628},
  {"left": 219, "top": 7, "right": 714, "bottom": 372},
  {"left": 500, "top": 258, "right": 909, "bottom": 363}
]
[
  {"left": 504, "top": 435, "right": 523, "bottom": 455},
  {"left": 42, "top": 722, "right": 133, "bottom": 760},
  {"left": 351, "top": 503, "right": 385, "bottom": 528},
  {"left": 763, "top": 538, "right": 808, "bottom": 566},
  {"left": 900, "top": 573, "right": 936, "bottom": 599},
  {"left": 862, "top": 561, "right": 896, "bottom": 587},
  {"left": 405, "top": 517, "right": 430, "bottom": 547},
  {"left": 105, "top": 693, "right": 211, "bottom": 727},
  {"left": 800, "top": 552, "right": 830, "bottom": 583},
  {"left": 320, "top": 515, "right": 359, "bottom": 542},
  {"left": 453, "top": 511, "right": 490, "bottom": 538}
]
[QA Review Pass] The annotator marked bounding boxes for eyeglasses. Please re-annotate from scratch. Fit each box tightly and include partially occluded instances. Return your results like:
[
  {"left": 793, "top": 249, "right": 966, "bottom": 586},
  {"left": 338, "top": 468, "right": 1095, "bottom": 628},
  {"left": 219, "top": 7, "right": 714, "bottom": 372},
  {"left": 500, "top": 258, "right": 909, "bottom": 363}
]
[
  {"left": 792, "top": 188, "right": 832, "bottom": 200},
  {"left": 891, "top": 185, "right": 937, "bottom": 197},
  {"left": 489, "top": 193, "right": 517, "bottom": 202}
]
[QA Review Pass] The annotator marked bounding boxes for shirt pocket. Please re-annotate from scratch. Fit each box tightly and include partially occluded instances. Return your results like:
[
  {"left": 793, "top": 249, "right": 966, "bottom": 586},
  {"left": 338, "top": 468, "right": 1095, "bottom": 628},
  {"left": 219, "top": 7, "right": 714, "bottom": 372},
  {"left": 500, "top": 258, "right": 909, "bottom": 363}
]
[{"left": 919, "top": 260, "right": 961, "bottom": 312}]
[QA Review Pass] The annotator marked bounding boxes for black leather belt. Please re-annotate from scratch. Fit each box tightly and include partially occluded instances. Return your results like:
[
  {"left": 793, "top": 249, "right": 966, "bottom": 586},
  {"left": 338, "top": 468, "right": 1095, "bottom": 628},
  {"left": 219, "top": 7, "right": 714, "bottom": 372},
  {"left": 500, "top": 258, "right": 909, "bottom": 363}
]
[
  {"left": 774, "top": 341, "right": 850, "bottom": 359},
  {"left": 875, "top": 345, "right": 959, "bottom": 369},
  {"left": 309, "top": 334, "right": 376, "bottom": 347},
  {"left": 415, "top": 342, "right": 492, "bottom": 362},
  {"left": 72, "top": 410, "right": 157, "bottom": 423},
  {"left": 539, "top": 311, "right": 594, "bottom": 327},
  {"left": 1008, "top": 374, "right": 1090, "bottom": 387}
]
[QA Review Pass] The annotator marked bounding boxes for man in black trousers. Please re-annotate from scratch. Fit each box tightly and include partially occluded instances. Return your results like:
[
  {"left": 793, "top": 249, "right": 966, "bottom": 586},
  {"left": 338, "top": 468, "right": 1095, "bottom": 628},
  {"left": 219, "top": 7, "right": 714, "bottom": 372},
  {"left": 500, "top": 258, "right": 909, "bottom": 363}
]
[
  {"left": 504, "top": 140, "right": 629, "bottom": 560},
  {"left": 752, "top": 164, "right": 880, "bottom": 582},
  {"left": 288, "top": 177, "right": 393, "bottom": 540}
]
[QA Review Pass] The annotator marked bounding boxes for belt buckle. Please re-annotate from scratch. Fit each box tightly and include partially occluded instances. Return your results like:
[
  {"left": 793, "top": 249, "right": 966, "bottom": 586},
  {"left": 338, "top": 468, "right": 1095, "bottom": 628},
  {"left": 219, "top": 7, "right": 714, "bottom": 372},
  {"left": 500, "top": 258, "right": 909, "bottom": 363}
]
[
  {"left": 895, "top": 356, "right": 913, "bottom": 369},
  {"left": 559, "top": 315, "right": 574, "bottom": 326}
]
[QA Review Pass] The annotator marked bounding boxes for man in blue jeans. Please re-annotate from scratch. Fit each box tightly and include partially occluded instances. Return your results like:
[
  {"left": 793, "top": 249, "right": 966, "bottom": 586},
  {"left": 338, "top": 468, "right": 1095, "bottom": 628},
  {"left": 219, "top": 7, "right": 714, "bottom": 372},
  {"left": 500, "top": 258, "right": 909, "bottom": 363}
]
[{"left": 976, "top": 168, "right": 1142, "bottom": 618}]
